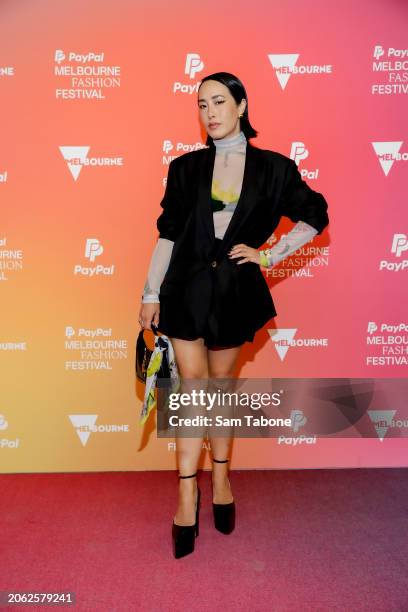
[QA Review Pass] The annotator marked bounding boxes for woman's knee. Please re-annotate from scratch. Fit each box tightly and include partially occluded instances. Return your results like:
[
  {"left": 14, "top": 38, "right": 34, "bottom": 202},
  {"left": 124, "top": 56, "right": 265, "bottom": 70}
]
[{"left": 208, "top": 367, "right": 235, "bottom": 379}]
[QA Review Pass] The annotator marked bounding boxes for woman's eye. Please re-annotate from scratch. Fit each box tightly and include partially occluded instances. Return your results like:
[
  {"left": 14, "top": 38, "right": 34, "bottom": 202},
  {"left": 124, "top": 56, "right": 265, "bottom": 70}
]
[{"left": 199, "top": 101, "right": 224, "bottom": 109}]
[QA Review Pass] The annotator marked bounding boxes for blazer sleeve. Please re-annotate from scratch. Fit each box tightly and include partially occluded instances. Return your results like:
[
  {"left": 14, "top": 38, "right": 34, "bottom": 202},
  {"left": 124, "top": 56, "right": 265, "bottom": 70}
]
[
  {"left": 156, "top": 159, "right": 185, "bottom": 241},
  {"left": 279, "top": 159, "right": 329, "bottom": 235}
]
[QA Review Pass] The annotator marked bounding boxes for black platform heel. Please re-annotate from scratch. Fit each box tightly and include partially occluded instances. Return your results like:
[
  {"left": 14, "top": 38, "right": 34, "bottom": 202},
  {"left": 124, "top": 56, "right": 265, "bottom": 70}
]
[
  {"left": 212, "top": 459, "right": 235, "bottom": 534},
  {"left": 172, "top": 472, "right": 201, "bottom": 559}
]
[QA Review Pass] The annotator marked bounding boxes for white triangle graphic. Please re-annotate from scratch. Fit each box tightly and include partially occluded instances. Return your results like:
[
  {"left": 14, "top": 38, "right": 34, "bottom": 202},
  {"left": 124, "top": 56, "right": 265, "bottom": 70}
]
[
  {"left": 267, "top": 54, "right": 299, "bottom": 90},
  {"left": 267, "top": 328, "right": 297, "bottom": 361},
  {"left": 59, "top": 146, "right": 90, "bottom": 181},
  {"left": 367, "top": 409, "right": 396, "bottom": 442},
  {"left": 69, "top": 414, "right": 98, "bottom": 447},
  {"left": 371, "top": 141, "right": 403, "bottom": 177}
]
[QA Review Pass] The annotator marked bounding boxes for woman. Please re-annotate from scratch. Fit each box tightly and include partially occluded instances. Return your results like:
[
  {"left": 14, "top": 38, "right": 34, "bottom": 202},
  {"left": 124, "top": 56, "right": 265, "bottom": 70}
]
[{"left": 139, "top": 72, "right": 329, "bottom": 558}]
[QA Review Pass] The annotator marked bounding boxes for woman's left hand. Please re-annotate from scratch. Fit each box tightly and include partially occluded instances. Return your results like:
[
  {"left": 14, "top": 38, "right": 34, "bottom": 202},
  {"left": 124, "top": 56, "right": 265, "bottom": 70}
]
[{"left": 228, "top": 243, "right": 261, "bottom": 265}]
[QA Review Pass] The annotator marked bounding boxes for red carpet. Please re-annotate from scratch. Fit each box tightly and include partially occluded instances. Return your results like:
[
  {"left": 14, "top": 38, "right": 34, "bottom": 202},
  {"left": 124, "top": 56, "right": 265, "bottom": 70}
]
[{"left": 1, "top": 469, "right": 407, "bottom": 611}]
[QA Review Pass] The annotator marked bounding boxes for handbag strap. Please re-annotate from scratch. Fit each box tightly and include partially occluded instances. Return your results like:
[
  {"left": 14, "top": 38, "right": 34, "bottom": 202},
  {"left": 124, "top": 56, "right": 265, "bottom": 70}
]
[{"left": 151, "top": 323, "right": 158, "bottom": 336}]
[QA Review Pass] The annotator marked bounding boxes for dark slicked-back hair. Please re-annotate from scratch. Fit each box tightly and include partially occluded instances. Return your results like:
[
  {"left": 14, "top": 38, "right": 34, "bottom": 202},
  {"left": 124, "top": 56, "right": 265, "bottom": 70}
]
[{"left": 198, "top": 72, "right": 258, "bottom": 146}]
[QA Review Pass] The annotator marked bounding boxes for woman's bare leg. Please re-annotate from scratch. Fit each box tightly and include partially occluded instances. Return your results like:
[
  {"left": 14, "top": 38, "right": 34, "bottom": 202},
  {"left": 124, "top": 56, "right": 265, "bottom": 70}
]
[
  {"left": 170, "top": 337, "right": 208, "bottom": 525},
  {"left": 207, "top": 345, "right": 242, "bottom": 503}
]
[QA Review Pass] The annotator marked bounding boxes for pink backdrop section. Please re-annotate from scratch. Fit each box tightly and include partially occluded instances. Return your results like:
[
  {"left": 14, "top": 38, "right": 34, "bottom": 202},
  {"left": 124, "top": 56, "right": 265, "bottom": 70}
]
[{"left": 0, "top": 0, "right": 406, "bottom": 472}]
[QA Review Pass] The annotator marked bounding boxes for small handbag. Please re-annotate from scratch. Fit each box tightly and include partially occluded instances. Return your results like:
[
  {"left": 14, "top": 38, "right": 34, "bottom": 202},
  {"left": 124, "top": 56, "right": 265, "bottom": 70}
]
[{"left": 135, "top": 323, "right": 170, "bottom": 383}]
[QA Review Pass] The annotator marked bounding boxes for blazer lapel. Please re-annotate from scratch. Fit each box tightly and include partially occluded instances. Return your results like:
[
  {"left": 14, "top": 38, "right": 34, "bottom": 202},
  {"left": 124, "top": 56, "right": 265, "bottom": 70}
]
[
  {"left": 196, "top": 143, "right": 216, "bottom": 245},
  {"left": 196, "top": 141, "right": 260, "bottom": 254}
]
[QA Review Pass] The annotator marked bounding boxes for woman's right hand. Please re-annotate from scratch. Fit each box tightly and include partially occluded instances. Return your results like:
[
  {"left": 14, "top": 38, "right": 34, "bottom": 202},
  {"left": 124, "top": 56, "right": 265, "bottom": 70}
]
[{"left": 138, "top": 302, "right": 160, "bottom": 330}]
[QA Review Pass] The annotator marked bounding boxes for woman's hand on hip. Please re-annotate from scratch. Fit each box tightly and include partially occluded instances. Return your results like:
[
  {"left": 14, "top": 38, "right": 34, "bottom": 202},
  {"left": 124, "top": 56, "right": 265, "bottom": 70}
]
[
  {"left": 228, "top": 243, "right": 261, "bottom": 265},
  {"left": 138, "top": 302, "right": 160, "bottom": 330}
]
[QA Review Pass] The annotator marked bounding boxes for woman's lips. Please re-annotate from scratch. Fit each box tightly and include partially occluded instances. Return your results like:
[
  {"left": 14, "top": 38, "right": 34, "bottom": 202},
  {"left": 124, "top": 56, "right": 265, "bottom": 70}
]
[{"left": 208, "top": 123, "right": 220, "bottom": 129}]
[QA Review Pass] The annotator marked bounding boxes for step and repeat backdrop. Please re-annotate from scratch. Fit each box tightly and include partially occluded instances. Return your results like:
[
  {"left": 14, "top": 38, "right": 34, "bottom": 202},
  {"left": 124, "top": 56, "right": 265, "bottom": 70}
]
[{"left": 1, "top": 0, "right": 407, "bottom": 472}]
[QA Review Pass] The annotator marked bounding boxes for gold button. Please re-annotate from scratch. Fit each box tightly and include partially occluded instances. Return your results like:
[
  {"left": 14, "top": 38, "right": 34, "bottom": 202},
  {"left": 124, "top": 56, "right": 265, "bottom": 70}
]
[{"left": 211, "top": 260, "right": 217, "bottom": 267}]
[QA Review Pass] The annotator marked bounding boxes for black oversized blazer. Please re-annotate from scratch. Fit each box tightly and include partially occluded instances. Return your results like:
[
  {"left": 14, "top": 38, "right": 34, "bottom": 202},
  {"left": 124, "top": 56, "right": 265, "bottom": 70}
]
[{"left": 155, "top": 141, "right": 329, "bottom": 347}]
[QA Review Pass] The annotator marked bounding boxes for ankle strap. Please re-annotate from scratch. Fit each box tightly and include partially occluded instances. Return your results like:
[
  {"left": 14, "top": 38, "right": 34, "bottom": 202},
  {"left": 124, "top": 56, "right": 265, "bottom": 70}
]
[
  {"left": 178, "top": 471, "right": 197, "bottom": 478},
  {"left": 212, "top": 458, "right": 229, "bottom": 463}
]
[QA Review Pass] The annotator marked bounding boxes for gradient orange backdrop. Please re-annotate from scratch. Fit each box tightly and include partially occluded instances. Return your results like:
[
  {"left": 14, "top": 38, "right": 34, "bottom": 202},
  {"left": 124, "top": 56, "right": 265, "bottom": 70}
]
[{"left": 1, "top": 0, "right": 407, "bottom": 472}]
